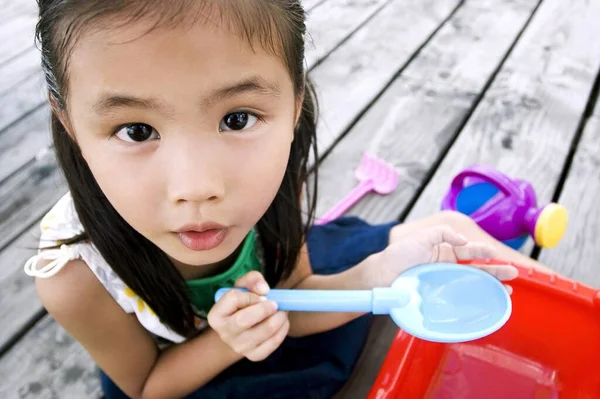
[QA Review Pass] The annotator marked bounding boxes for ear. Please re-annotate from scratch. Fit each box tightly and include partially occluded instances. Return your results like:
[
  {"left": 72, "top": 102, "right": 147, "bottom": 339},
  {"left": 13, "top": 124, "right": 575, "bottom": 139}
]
[{"left": 49, "top": 94, "right": 76, "bottom": 139}]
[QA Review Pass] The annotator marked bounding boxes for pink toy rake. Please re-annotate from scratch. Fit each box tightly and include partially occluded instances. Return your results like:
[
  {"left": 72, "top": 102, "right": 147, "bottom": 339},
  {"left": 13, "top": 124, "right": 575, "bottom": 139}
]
[{"left": 316, "top": 153, "right": 400, "bottom": 225}]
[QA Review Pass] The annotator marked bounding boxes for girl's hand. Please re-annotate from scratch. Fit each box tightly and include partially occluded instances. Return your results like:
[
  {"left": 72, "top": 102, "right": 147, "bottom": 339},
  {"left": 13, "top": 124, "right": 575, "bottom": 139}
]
[
  {"left": 366, "top": 225, "right": 518, "bottom": 291},
  {"left": 208, "top": 271, "right": 289, "bottom": 362}
]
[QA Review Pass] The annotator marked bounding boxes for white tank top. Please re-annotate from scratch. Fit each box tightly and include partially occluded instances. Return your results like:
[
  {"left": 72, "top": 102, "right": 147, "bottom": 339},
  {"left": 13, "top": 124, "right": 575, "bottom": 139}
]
[{"left": 24, "top": 193, "right": 191, "bottom": 344}]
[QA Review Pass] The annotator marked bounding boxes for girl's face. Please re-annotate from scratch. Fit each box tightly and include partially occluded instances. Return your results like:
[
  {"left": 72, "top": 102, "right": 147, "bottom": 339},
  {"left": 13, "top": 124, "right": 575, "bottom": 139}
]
[{"left": 65, "top": 18, "right": 298, "bottom": 277}]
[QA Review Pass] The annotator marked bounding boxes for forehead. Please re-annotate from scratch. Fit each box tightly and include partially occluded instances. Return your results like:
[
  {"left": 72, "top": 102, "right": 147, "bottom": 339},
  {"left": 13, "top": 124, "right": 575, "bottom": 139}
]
[{"left": 66, "top": 16, "right": 293, "bottom": 110}]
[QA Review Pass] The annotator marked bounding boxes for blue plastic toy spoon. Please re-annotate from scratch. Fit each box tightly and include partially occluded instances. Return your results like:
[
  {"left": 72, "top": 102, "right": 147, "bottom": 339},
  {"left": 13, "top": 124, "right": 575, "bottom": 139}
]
[{"left": 215, "top": 262, "right": 512, "bottom": 343}]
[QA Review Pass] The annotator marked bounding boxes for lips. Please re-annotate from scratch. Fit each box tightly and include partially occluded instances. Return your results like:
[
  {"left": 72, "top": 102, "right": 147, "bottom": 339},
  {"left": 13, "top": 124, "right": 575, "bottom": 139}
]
[{"left": 174, "top": 223, "right": 229, "bottom": 251}]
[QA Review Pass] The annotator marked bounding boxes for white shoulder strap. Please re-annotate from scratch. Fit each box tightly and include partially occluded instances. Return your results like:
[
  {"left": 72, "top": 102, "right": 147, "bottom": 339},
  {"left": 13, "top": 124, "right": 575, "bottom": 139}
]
[{"left": 24, "top": 244, "right": 80, "bottom": 278}]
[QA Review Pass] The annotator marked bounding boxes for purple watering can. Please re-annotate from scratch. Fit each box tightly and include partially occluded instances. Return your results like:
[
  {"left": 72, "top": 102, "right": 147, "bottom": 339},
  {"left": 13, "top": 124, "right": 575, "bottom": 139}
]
[{"left": 441, "top": 165, "right": 568, "bottom": 250}]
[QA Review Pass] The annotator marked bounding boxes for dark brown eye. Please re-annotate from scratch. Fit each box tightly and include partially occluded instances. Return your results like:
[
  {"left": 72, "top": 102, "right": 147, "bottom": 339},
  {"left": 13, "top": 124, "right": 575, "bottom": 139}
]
[
  {"left": 115, "top": 123, "right": 158, "bottom": 142},
  {"left": 220, "top": 112, "right": 258, "bottom": 131}
]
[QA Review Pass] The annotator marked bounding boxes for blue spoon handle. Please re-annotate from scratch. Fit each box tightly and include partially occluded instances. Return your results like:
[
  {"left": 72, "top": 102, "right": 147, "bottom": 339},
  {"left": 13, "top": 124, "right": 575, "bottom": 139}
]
[{"left": 214, "top": 287, "right": 409, "bottom": 314}]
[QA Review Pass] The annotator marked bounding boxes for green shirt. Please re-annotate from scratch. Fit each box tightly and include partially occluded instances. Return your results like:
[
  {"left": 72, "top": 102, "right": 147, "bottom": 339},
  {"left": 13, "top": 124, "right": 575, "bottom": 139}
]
[{"left": 186, "top": 229, "right": 263, "bottom": 316}]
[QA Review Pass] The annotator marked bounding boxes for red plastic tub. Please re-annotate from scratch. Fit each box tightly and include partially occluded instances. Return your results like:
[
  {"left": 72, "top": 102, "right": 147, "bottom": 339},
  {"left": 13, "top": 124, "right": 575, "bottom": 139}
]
[{"left": 368, "top": 260, "right": 600, "bottom": 399}]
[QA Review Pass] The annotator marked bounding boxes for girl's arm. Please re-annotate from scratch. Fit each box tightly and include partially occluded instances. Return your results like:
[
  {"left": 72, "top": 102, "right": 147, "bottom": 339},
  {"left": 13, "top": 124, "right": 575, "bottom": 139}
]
[
  {"left": 276, "top": 243, "right": 375, "bottom": 337},
  {"left": 36, "top": 259, "right": 243, "bottom": 399}
]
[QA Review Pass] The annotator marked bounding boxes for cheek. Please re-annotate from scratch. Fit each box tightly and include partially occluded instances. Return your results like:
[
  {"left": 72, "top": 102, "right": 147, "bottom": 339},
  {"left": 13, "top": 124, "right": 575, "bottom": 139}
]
[
  {"left": 80, "top": 142, "right": 162, "bottom": 233},
  {"left": 229, "top": 129, "right": 292, "bottom": 215}
]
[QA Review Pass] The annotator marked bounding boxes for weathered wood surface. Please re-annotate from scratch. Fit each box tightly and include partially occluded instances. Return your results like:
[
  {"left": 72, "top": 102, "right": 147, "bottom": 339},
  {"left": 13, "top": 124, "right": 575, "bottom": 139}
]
[
  {"left": 325, "top": 0, "right": 542, "bottom": 396},
  {"left": 315, "top": 0, "right": 540, "bottom": 223},
  {"left": 0, "top": 316, "right": 101, "bottom": 399},
  {"left": 538, "top": 105, "right": 600, "bottom": 286},
  {"left": 1, "top": 0, "right": 599, "bottom": 397},
  {"left": 0, "top": 70, "right": 45, "bottom": 134},
  {"left": 0, "top": 14, "right": 36, "bottom": 66},
  {"left": 407, "top": 0, "right": 600, "bottom": 271},
  {"left": 302, "top": 0, "right": 327, "bottom": 11},
  {"left": 0, "top": 47, "right": 40, "bottom": 96},
  {"left": 594, "top": 97, "right": 600, "bottom": 118},
  {"left": 0, "top": 223, "right": 43, "bottom": 355},
  {"left": 305, "top": 0, "right": 391, "bottom": 69},
  {"left": 0, "top": 15, "right": 44, "bottom": 136},
  {"left": 0, "top": 106, "right": 50, "bottom": 183},
  {"left": 0, "top": 0, "right": 37, "bottom": 24},
  {"left": 0, "top": 149, "right": 65, "bottom": 252},
  {"left": 310, "top": 0, "right": 461, "bottom": 161}
]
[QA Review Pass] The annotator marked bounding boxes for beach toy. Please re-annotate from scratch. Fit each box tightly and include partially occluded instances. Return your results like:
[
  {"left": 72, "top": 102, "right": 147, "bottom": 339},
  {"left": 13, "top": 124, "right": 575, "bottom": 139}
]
[
  {"left": 215, "top": 262, "right": 511, "bottom": 343},
  {"left": 316, "top": 152, "right": 399, "bottom": 225},
  {"left": 369, "top": 259, "right": 600, "bottom": 399},
  {"left": 441, "top": 165, "right": 568, "bottom": 249}
]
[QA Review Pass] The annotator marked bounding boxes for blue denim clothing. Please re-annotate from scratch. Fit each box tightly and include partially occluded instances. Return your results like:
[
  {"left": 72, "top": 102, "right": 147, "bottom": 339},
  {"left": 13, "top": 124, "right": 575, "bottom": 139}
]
[{"left": 100, "top": 217, "right": 398, "bottom": 398}]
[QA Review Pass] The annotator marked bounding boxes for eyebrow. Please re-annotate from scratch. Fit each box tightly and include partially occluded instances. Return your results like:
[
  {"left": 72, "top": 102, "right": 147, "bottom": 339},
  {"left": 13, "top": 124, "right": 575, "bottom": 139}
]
[
  {"left": 202, "top": 75, "right": 282, "bottom": 109},
  {"left": 92, "top": 95, "right": 168, "bottom": 115},
  {"left": 92, "top": 75, "right": 282, "bottom": 115}
]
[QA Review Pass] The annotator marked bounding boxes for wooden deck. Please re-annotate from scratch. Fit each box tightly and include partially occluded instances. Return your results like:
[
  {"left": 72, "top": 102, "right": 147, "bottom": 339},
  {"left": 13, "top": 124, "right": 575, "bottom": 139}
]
[{"left": 1, "top": 0, "right": 600, "bottom": 397}]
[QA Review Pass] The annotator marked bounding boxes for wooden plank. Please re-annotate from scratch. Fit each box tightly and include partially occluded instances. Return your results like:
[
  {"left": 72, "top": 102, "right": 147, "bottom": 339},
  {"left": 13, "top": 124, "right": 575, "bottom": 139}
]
[
  {"left": 0, "top": 0, "right": 37, "bottom": 24},
  {"left": 319, "top": 1, "right": 541, "bottom": 397},
  {"left": 0, "top": 70, "right": 45, "bottom": 134},
  {"left": 0, "top": 14, "right": 36, "bottom": 67},
  {"left": 305, "top": 0, "right": 391, "bottom": 69},
  {"left": 594, "top": 97, "right": 600, "bottom": 118},
  {"left": 0, "top": 47, "right": 40, "bottom": 96},
  {"left": 315, "top": 0, "right": 538, "bottom": 224},
  {"left": 0, "top": 148, "right": 65, "bottom": 252},
  {"left": 537, "top": 113, "right": 600, "bottom": 286},
  {"left": 0, "top": 224, "right": 42, "bottom": 353},
  {"left": 0, "top": 316, "right": 101, "bottom": 399},
  {"left": 303, "top": 0, "right": 329, "bottom": 11},
  {"left": 310, "top": 0, "right": 461, "bottom": 160},
  {"left": 407, "top": 0, "right": 600, "bottom": 266},
  {"left": 0, "top": 106, "right": 51, "bottom": 183},
  {"left": 0, "top": 113, "right": 52, "bottom": 353}
]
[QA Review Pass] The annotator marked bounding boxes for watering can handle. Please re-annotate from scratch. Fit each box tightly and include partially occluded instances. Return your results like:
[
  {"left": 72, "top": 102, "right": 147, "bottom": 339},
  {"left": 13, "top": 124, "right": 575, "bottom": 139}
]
[{"left": 443, "top": 165, "right": 521, "bottom": 209}]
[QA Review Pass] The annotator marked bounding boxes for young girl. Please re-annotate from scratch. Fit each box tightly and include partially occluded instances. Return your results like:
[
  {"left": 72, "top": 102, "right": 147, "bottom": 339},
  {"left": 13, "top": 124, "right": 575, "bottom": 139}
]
[{"left": 24, "top": 1, "right": 551, "bottom": 398}]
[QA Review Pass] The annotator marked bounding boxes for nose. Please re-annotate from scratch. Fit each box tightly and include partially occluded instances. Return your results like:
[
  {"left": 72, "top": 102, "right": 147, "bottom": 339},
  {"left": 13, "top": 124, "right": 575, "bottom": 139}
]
[{"left": 165, "top": 138, "right": 226, "bottom": 205}]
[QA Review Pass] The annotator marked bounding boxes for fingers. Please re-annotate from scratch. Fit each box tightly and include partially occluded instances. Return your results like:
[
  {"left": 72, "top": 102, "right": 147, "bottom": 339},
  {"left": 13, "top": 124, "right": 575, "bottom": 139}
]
[
  {"left": 463, "top": 263, "right": 516, "bottom": 296},
  {"left": 234, "top": 311, "right": 289, "bottom": 356},
  {"left": 208, "top": 292, "right": 289, "bottom": 362},
  {"left": 235, "top": 270, "right": 270, "bottom": 295},
  {"left": 209, "top": 289, "right": 268, "bottom": 326},
  {"left": 474, "top": 264, "right": 519, "bottom": 281},
  {"left": 469, "top": 263, "right": 518, "bottom": 295},
  {"left": 453, "top": 242, "right": 497, "bottom": 260},
  {"left": 229, "top": 300, "right": 279, "bottom": 335},
  {"left": 433, "top": 241, "right": 496, "bottom": 263},
  {"left": 208, "top": 269, "right": 289, "bottom": 362},
  {"left": 245, "top": 315, "right": 290, "bottom": 362},
  {"left": 424, "top": 225, "right": 498, "bottom": 259},
  {"left": 434, "top": 243, "right": 456, "bottom": 263},
  {"left": 424, "top": 225, "right": 468, "bottom": 247}
]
